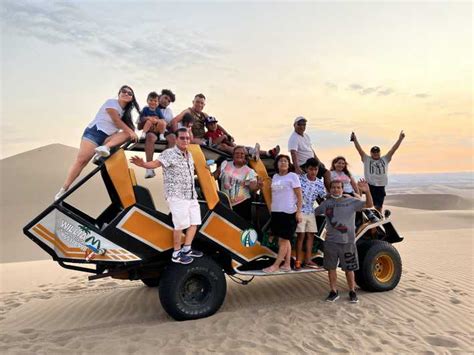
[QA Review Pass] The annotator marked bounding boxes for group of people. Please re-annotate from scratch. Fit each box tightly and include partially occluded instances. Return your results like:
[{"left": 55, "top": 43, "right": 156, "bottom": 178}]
[{"left": 55, "top": 85, "right": 406, "bottom": 304}]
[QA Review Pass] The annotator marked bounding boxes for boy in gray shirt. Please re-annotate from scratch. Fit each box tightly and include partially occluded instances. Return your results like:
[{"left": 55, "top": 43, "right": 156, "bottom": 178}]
[{"left": 315, "top": 179, "right": 373, "bottom": 303}]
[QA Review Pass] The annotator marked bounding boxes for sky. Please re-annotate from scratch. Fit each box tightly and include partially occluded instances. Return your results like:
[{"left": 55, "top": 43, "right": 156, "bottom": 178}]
[{"left": 1, "top": 1, "right": 472, "bottom": 174}]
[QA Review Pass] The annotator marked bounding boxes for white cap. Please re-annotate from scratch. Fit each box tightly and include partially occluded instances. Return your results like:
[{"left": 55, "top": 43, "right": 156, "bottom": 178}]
[{"left": 294, "top": 116, "right": 307, "bottom": 124}]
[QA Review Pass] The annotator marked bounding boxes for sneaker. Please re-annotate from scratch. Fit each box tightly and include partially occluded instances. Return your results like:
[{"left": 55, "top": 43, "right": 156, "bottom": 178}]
[
  {"left": 54, "top": 187, "right": 68, "bottom": 201},
  {"left": 253, "top": 143, "right": 260, "bottom": 161},
  {"left": 268, "top": 145, "right": 280, "bottom": 158},
  {"left": 159, "top": 133, "right": 166, "bottom": 141},
  {"left": 349, "top": 290, "right": 359, "bottom": 303},
  {"left": 95, "top": 145, "right": 110, "bottom": 158},
  {"left": 140, "top": 132, "right": 147, "bottom": 140},
  {"left": 145, "top": 169, "right": 156, "bottom": 179},
  {"left": 182, "top": 248, "right": 203, "bottom": 258},
  {"left": 325, "top": 290, "right": 339, "bottom": 302},
  {"left": 172, "top": 252, "right": 193, "bottom": 265}
]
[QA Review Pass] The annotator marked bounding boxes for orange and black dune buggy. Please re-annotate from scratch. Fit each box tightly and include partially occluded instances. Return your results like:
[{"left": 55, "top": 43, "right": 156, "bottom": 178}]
[{"left": 24, "top": 142, "right": 403, "bottom": 321}]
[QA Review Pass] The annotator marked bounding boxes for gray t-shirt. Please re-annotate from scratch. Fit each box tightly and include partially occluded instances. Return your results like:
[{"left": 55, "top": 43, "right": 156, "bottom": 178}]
[
  {"left": 363, "top": 154, "right": 391, "bottom": 186},
  {"left": 314, "top": 197, "right": 365, "bottom": 244}
]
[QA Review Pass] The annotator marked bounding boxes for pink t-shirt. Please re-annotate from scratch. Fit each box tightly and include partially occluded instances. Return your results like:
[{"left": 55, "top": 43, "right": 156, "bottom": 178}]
[
  {"left": 330, "top": 171, "right": 354, "bottom": 193},
  {"left": 219, "top": 161, "right": 257, "bottom": 206}
]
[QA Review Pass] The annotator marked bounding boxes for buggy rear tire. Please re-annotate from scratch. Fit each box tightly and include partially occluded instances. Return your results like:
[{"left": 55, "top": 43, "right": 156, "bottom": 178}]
[
  {"left": 158, "top": 256, "right": 226, "bottom": 321},
  {"left": 356, "top": 240, "right": 402, "bottom": 292}
]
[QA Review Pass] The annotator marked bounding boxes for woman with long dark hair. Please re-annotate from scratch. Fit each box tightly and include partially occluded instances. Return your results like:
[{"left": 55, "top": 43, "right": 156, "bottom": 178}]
[
  {"left": 330, "top": 156, "right": 359, "bottom": 196},
  {"left": 55, "top": 85, "right": 140, "bottom": 200}
]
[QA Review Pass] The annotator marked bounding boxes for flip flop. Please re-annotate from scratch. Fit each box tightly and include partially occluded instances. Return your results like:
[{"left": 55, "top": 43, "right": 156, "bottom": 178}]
[
  {"left": 262, "top": 267, "right": 277, "bottom": 273},
  {"left": 279, "top": 267, "right": 292, "bottom": 272}
]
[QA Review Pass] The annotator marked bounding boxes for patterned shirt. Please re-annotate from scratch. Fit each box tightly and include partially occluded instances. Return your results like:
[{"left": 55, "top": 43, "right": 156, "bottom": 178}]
[
  {"left": 300, "top": 174, "right": 326, "bottom": 214},
  {"left": 158, "top": 146, "right": 197, "bottom": 200},
  {"left": 219, "top": 161, "right": 257, "bottom": 206}
]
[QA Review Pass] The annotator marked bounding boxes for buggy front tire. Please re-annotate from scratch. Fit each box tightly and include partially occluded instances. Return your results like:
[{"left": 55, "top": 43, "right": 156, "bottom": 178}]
[
  {"left": 356, "top": 240, "right": 402, "bottom": 292},
  {"left": 141, "top": 278, "right": 160, "bottom": 287},
  {"left": 158, "top": 256, "right": 226, "bottom": 321}
]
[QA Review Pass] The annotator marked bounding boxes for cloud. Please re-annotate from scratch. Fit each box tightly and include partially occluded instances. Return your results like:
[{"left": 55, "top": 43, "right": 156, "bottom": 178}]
[
  {"left": 348, "top": 83, "right": 394, "bottom": 97},
  {"left": 2, "top": 1, "right": 227, "bottom": 74},
  {"left": 324, "top": 82, "right": 338, "bottom": 90},
  {"left": 414, "top": 93, "right": 429, "bottom": 98}
]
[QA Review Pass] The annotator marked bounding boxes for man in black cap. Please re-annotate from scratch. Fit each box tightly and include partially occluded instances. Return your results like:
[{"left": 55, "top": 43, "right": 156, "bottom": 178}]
[{"left": 351, "top": 131, "right": 405, "bottom": 212}]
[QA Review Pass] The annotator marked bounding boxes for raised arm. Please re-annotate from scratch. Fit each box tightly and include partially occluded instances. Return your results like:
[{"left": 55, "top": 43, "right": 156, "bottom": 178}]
[
  {"left": 169, "top": 109, "right": 188, "bottom": 132},
  {"left": 351, "top": 132, "right": 366, "bottom": 161},
  {"left": 106, "top": 108, "right": 137, "bottom": 142},
  {"left": 129, "top": 155, "right": 162, "bottom": 169},
  {"left": 386, "top": 130, "right": 405, "bottom": 160},
  {"left": 357, "top": 179, "right": 374, "bottom": 208}
]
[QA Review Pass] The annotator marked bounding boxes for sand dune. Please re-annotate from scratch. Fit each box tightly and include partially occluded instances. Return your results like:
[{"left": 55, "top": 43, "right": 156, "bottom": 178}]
[
  {"left": 385, "top": 193, "right": 473, "bottom": 210},
  {"left": 1, "top": 145, "right": 473, "bottom": 353}
]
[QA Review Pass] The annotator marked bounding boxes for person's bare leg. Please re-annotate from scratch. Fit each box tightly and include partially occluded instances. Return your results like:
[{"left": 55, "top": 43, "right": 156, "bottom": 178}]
[
  {"left": 156, "top": 120, "right": 166, "bottom": 134},
  {"left": 183, "top": 225, "right": 197, "bottom": 246},
  {"left": 305, "top": 233, "right": 316, "bottom": 264},
  {"left": 142, "top": 120, "right": 153, "bottom": 134},
  {"left": 295, "top": 233, "right": 305, "bottom": 267},
  {"left": 282, "top": 239, "right": 292, "bottom": 269},
  {"left": 263, "top": 238, "right": 285, "bottom": 272},
  {"left": 62, "top": 139, "right": 97, "bottom": 190},
  {"left": 166, "top": 133, "right": 176, "bottom": 148},
  {"left": 345, "top": 270, "right": 356, "bottom": 291},
  {"left": 145, "top": 132, "right": 157, "bottom": 162},
  {"left": 173, "top": 229, "right": 183, "bottom": 251},
  {"left": 103, "top": 131, "right": 129, "bottom": 148},
  {"left": 328, "top": 269, "right": 338, "bottom": 292}
]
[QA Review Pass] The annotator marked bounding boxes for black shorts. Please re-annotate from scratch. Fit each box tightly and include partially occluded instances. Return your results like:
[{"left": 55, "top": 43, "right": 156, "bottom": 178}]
[
  {"left": 369, "top": 184, "right": 386, "bottom": 208},
  {"left": 270, "top": 212, "right": 297, "bottom": 240}
]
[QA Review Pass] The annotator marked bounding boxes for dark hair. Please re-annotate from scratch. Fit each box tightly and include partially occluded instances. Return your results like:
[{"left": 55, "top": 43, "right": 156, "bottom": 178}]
[
  {"left": 330, "top": 180, "right": 344, "bottom": 188},
  {"left": 304, "top": 157, "right": 320, "bottom": 169},
  {"left": 147, "top": 91, "right": 159, "bottom": 100},
  {"left": 194, "top": 93, "right": 206, "bottom": 100},
  {"left": 161, "top": 89, "right": 175, "bottom": 102},
  {"left": 118, "top": 85, "right": 140, "bottom": 130},
  {"left": 182, "top": 113, "right": 195, "bottom": 126},
  {"left": 274, "top": 154, "right": 295, "bottom": 173},
  {"left": 330, "top": 156, "right": 352, "bottom": 178},
  {"left": 175, "top": 127, "right": 189, "bottom": 136}
]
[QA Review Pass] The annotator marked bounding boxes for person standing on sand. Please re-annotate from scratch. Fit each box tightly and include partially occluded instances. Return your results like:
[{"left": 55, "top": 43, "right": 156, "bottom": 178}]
[
  {"left": 288, "top": 116, "right": 331, "bottom": 191},
  {"left": 351, "top": 130, "right": 405, "bottom": 212},
  {"left": 315, "top": 179, "right": 373, "bottom": 303},
  {"left": 129, "top": 128, "right": 203, "bottom": 265}
]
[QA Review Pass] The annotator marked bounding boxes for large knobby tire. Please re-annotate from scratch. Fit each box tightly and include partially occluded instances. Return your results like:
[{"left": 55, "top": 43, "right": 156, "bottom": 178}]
[
  {"left": 356, "top": 240, "right": 402, "bottom": 292},
  {"left": 158, "top": 256, "right": 227, "bottom": 321}
]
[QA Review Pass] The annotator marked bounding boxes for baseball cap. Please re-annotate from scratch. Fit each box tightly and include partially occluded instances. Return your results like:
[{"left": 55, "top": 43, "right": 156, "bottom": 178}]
[
  {"left": 294, "top": 116, "right": 307, "bottom": 124},
  {"left": 205, "top": 116, "right": 218, "bottom": 124},
  {"left": 370, "top": 146, "right": 381, "bottom": 153}
]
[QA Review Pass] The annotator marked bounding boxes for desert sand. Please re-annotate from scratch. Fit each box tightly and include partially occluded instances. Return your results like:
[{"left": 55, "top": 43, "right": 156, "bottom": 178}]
[{"left": 1, "top": 145, "right": 473, "bottom": 354}]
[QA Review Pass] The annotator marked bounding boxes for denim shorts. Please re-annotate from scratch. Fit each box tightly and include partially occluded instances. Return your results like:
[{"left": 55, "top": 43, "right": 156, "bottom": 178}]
[{"left": 82, "top": 125, "right": 109, "bottom": 146}]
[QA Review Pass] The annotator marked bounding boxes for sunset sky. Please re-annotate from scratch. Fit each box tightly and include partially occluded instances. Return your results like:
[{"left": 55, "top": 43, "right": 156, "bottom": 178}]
[{"left": 1, "top": 1, "right": 472, "bottom": 174}]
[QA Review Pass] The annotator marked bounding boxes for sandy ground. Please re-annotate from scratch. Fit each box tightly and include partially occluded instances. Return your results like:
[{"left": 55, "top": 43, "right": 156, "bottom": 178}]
[{"left": 1, "top": 146, "right": 473, "bottom": 353}]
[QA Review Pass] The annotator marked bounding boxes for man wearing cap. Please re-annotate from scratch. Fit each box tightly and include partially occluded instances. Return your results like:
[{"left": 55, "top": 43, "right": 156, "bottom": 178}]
[
  {"left": 351, "top": 130, "right": 405, "bottom": 212},
  {"left": 288, "top": 116, "right": 331, "bottom": 190}
]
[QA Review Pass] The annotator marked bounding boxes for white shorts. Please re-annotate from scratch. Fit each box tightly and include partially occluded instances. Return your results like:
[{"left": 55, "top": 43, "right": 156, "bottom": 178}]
[
  {"left": 167, "top": 198, "right": 201, "bottom": 230},
  {"left": 296, "top": 213, "right": 318, "bottom": 233}
]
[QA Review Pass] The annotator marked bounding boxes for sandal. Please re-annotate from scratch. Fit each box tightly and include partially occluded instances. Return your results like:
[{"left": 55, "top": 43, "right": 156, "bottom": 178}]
[
  {"left": 262, "top": 266, "right": 278, "bottom": 273},
  {"left": 279, "top": 266, "right": 292, "bottom": 272}
]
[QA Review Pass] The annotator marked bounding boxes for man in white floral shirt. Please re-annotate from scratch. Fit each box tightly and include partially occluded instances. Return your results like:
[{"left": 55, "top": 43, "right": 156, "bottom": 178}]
[{"left": 130, "top": 128, "right": 203, "bottom": 264}]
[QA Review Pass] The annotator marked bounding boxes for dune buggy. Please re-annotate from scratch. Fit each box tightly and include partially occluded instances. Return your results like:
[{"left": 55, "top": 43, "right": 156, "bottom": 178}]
[{"left": 24, "top": 142, "right": 403, "bottom": 320}]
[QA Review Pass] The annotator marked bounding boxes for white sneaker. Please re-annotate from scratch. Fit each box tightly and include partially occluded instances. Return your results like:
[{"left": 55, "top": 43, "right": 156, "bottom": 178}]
[
  {"left": 159, "top": 133, "right": 166, "bottom": 141},
  {"left": 145, "top": 169, "right": 156, "bottom": 179},
  {"left": 54, "top": 187, "right": 68, "bottom": 201},
  {"left": 253, "top": 143, "right": 260, "bottom": 161},
  {"left": 95, "top": 145, "right": 110, "bottom": 157},
  {"left": 140, "top": 132, "right": 147, "bottom": 140}
]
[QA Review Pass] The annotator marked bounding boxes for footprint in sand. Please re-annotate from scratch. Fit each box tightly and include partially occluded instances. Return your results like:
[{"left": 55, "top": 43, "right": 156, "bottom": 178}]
[
  {"left": 424, "top": 335, "right": 460, "bottom": 348},
  {"left": 449, "top": 297, "right": 462, "bottom": 305},
  {"left": 405, "top": 288, "right": 422, "bottom": 293},
  {"left": 18, "top": 328, "right": 35, "bottom": 334}
]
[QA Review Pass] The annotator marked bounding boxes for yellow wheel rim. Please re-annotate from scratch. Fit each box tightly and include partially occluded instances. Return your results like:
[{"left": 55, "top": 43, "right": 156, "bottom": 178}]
[{"left": 373, "top": 253, "right": 395, "bottom": 283}]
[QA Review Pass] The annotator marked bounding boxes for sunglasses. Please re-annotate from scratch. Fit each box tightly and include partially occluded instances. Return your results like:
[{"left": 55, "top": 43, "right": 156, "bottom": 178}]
[
  {"left": 120, "top": 89, "right": 133, "bottom": 96},
  {"left": 297, "top": 123, "right": 306, "bottom": 126},
  {"left": 178, "top": 136, "right": 191, "bottom": 141}
]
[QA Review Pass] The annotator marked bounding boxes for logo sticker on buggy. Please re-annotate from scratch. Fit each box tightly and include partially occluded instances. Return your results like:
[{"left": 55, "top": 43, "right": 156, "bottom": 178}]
[{"left": 240, "top": 229, "right": 258, "bottom": 247}]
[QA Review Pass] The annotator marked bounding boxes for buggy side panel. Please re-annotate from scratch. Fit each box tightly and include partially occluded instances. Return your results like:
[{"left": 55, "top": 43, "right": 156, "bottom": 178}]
[
  {"left": 249, "top": 158, "right": 272, "bottom": 211},
  {"left": 104, "top": 149, "right": 136, "bottom": 208}
]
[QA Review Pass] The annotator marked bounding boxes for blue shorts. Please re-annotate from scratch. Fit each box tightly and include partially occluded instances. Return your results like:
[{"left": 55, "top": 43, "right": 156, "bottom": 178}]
[{"left": 82, "top": 125, "right": 109, "bottom": 146}]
